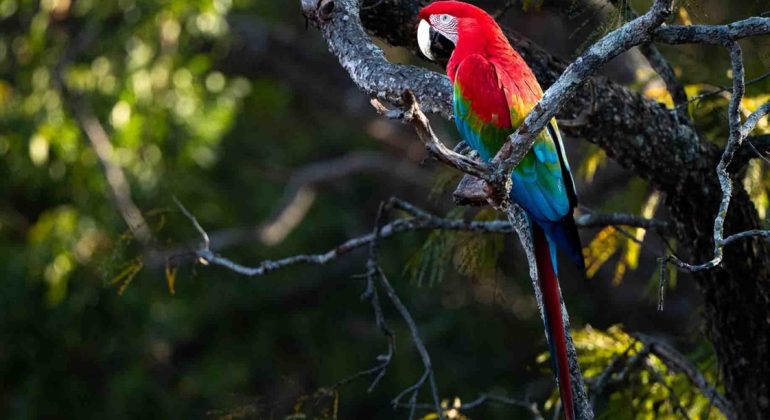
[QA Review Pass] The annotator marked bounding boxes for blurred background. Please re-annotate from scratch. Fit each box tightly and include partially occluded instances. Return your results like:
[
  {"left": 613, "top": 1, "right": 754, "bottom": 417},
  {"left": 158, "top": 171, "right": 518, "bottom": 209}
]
[{"left": 0, "top": 0, "right": 768, "bottom": 418}]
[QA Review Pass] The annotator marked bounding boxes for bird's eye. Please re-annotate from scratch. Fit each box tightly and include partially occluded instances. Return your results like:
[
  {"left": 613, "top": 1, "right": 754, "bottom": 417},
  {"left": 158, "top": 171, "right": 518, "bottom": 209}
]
[{"left": 440, "top": 14, "right": 451, "bottom": 23}]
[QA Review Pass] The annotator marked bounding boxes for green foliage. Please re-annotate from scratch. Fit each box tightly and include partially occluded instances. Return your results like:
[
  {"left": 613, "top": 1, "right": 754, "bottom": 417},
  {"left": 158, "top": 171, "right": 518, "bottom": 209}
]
[
  {"left": 567, "top": 325, "right": 727, "bottom": 419},
  {"left": 405, "top": 208, "right": 504, "bottom": 287},
  {"left": 405, "top": 226, "right": 453, "bottom": 287},
  {"left": 0, "top": 0, "right": 252, "bottom": 305}
]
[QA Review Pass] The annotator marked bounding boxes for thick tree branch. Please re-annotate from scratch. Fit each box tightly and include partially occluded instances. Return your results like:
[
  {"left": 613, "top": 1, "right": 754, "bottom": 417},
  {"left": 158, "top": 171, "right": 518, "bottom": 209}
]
[
  {"left": 652, "top": 17, "right": 770, "bottom": 45},
  {"left": 301, "top": 0, "right": 452, "bottom": 117}
]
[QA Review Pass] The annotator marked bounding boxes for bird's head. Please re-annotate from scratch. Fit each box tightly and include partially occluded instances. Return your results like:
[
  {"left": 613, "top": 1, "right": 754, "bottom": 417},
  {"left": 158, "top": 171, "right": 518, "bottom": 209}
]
[{"left": 417, "top": 1, "right": 496, "bottom": 62}]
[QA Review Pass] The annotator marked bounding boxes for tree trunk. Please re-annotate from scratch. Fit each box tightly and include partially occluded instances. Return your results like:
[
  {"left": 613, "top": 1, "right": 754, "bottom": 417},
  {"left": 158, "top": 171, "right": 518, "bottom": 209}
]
[{"left": 668, "top": 155, "right": 770, "bottom": 418}]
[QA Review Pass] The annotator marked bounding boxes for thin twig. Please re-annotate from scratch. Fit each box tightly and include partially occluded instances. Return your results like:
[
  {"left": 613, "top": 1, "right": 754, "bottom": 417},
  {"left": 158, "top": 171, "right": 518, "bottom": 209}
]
[
  {"left": 326, "top": 267, "right": 395, "bottom": 393},
  {"left": 371, "top": 95, "right": 492, "bottom": 182},
  {"left": 678, "top": 68, "right": 770, "bottom": 109},
  {"left": 575, "top": 212, "right": 670, "bottom": 233},
  {"left": 366, "top": 199, "right": 443, "bottom": 419},
  {"left": 664, "top": 44, "right": 770, "bottom": 272},
  {"left": 639, "top": 42, "right": 689, "bottom": 120},
  {"left": 744, "top": 137, "right": 770, "bottom": 166},
  {"left": 657, "top": 256, "right": 668, "bottom": 311},
  {"left": 174, "top": 196, "right": 210, "bottom": 249},
  {"left": 589, "top": 340, "right": 640, "bottom": 402}
]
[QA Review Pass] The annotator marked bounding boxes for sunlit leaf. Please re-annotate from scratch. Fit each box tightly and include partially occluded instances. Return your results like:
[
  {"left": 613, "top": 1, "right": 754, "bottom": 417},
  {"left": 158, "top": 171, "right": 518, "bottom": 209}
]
[
  {"left": 585, "top": 192, "right": 660, "bottom": 284},
  {"left": 644, "top": 83, "right": 674, "bottom": 108},
  {"left": 165, "top": 263, "right": 178, "bottom": 295},
  {"left": 578, "top": 145, "right": 607, "bottom": 183},
  {"left": 743, "top": 160, "right": 768, "bottom": 219},
  {"left": 584, "top": 226, "right": 619, "bottom": 278},
  {"left": 107, "top": 256, "right": 144, "bottom": 295}
]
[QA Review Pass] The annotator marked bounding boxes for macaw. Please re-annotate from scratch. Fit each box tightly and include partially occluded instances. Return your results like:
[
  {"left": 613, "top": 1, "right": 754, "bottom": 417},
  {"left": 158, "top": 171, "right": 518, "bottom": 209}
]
[{"left": 417, "top": 2, "right": 585, "bottom": 419}]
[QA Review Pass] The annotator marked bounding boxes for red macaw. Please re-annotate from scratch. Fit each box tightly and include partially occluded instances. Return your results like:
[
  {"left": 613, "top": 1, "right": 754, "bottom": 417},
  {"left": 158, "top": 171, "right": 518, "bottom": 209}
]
[{"left": 417, "top": 2, "right": 584, "bottom": 418}]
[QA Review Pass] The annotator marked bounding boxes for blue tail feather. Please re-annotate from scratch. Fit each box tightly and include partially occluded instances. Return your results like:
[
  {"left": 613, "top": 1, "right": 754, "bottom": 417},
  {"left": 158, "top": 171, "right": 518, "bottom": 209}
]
[{"left": 534, "top": 217, "right": 585, "bottom": 270}]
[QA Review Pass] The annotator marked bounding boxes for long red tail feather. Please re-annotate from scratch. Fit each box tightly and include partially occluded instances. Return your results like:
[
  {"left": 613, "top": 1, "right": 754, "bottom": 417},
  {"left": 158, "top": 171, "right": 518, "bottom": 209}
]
[{"left": 533, "top": 224, "right": 574, "bottom": 420}]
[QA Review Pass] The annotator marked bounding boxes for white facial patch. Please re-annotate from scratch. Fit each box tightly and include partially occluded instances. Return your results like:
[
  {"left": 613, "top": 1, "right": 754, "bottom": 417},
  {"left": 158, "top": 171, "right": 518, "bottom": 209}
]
[
  {"left": 417, "top": 19, "right": 435, "bottom": 61},
  {"left": 430, "top": 14, "right": 459, "bottom": 44}
]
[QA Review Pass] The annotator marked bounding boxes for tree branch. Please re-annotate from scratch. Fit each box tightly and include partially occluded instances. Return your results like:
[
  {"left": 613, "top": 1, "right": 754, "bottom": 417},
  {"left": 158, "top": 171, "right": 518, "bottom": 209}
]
[
  {"left": 638, "top": 42, "right": 689, "bottom": 119},
  {"left": 366, "top": 199, "right": 442, "bottom": 419},
  {"left": 207, "top": 151, "right": 429, "bottom": 249},
  {"left": 678, "top": 68, "right": 770, "bottom": 110},
  {"left": 574, "top": 211, "right": 670, "bottom": 233},
  {"left": 370, "top": 94, "right": 492, "bottom": 182},
  {"left": 735, "top": 134, "right": 770, "bottom": 167},
  {"left": 70, "top": 101, "right": 152, "bottom": 243},
  {"left": 301, "top": 0, "right": 452, "bottom": 118},
  {"left": 664, "top": 43, "right": 770, "bottom": 272},
  {"left": 50, "top": 17, "right": 151, "bottom": 243},
  {"left": 172, "top": 196, "right": 665, "bottom": 278},
  {"left": 652, "top": 17, "right": 770, "bottom": 45}
]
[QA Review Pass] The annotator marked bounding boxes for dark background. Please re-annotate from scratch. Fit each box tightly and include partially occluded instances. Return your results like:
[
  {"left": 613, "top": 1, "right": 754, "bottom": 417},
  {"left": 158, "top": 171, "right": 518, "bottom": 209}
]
[{"left": 1, "top": 0, "right": 768, "bottom": 418}]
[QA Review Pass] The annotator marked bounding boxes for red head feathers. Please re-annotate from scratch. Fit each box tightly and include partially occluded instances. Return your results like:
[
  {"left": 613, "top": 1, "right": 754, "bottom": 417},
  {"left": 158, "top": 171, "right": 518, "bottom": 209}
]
[{"left": 417, "top": 1, "right": 539, "bottom": 100}]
